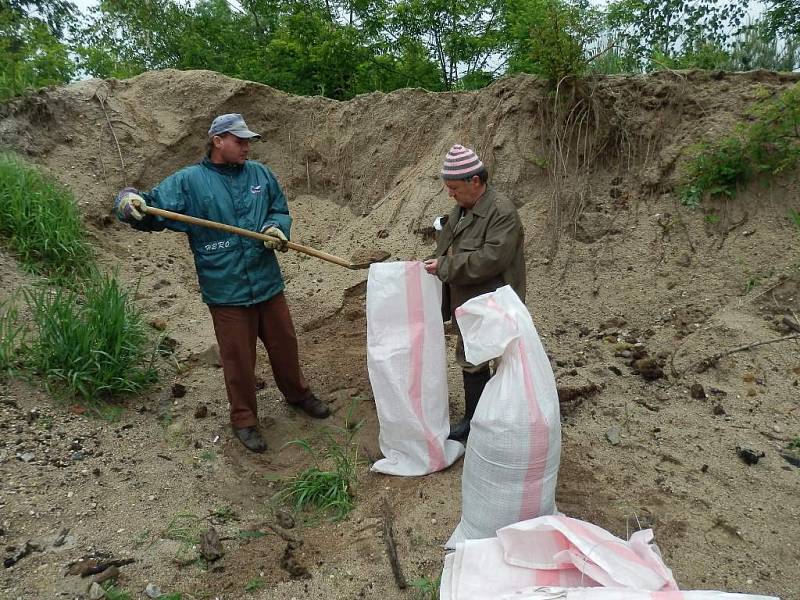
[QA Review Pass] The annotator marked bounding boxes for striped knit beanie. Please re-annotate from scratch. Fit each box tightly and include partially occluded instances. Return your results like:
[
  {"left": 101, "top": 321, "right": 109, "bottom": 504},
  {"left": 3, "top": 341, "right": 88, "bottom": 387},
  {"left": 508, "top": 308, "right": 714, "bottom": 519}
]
[{"left": 441, "top": 144, "right": 485, "bottom": 180}]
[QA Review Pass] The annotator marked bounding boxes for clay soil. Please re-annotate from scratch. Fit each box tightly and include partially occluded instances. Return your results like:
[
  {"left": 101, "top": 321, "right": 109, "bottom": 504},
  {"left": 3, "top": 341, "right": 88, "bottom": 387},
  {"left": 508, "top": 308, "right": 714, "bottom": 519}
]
[{"left": 1, "top": 69, "right": 799, "bottom": 600}]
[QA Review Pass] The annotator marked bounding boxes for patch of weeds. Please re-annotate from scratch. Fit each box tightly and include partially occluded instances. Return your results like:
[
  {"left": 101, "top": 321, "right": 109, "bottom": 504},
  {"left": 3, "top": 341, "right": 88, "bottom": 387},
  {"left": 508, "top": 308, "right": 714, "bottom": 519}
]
[
  {"left": 276, "top": 400, "right": 363, "bottom": 521},
  {"left": 199, "top": 450, "right": 216, "bottom": 462},
  {"left": 679, "top": 84, "right": 800, "bottom": 207},
  {"left": 788, "top": 436, "right": 800, "bottom": 450},
  {"left": 745, "top": 276, "right": 760, "bottom": 293},
  {"left": 790, "top": 209, "right": 800, "bottom": 235},
  {"left": 704, "top": 213, "right": 720, "bottom": 224},
  {"left": 157, "top": 594, "right": 183, "bottom": 600},
  {"left": 237, "top": 529, "right": 267, "bottom": 540},
  {"left": 132, "top": 529, "right": 151, "bottom": 549},
  {"left": 0, "top": 153, "right": 94, "bottom": 281},
  {"left": 101, "top": 583, "right": 132, "bottom": 600},
  {"left": 211, "top": 506, "right": 236, "bottom": 523},
  {"left": 23, "top": 273, "right": 159, "bottom": 401},
  {"left": 0, "top": 299, "right": 26, "bottom": 376},
  {"left": 410, "top": 574, "right": 441, "bottom": 600},
  {"left": 244, "top": 577, "right": 265, "bottom": 592},
  {"left": 163, "top": 511, "right": 203, "bottom": 564}
]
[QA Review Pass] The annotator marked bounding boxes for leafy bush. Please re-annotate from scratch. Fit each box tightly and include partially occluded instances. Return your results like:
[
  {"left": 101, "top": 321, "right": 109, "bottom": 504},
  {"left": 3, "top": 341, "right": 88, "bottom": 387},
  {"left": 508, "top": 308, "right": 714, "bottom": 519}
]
[
  {"left": 679, "top": 84, "right": 800, "bottom": 207},
  {"left": 24, "top": 273, "right": 159, "bottom": 401},
  {"left": 0, "top": 154, "right": 93, "bottom": 280}
]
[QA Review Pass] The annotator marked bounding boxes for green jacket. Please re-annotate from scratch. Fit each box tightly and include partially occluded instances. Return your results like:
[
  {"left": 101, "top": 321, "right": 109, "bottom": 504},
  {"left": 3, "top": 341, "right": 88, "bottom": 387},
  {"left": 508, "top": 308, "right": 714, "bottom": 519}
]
[
  {"left": 433, "top": 186, "right": 526, "bottom": 319},
  {"left": 130, "top": 158, "right": 291, "bottom": 306}
]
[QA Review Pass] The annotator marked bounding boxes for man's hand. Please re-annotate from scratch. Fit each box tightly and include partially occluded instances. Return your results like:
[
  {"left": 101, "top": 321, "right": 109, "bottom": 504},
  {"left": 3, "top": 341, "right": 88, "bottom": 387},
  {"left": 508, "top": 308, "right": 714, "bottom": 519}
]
[
  {"left": 262, "top": 226, "right": 288, "bottom": 252},
  {"left": 115, "top": 189, "right": 147, "bottom": 221},
  {"left": 423, "top": 258, "right": 438, "bottom": 275}
]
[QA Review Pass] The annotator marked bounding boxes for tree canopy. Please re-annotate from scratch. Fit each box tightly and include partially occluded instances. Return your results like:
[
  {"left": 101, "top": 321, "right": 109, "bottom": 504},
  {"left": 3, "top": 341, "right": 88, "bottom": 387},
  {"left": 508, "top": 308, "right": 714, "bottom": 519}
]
[{"left": 1, "top": 0, "right": 798, "bottom": 101}]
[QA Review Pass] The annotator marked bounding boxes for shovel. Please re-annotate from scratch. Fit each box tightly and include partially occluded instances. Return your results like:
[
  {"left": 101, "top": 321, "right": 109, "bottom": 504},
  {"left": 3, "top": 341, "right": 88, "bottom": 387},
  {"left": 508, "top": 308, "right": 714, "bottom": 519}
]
[{"left": 142, "top": 206, "right": 386, "bottom": 270}]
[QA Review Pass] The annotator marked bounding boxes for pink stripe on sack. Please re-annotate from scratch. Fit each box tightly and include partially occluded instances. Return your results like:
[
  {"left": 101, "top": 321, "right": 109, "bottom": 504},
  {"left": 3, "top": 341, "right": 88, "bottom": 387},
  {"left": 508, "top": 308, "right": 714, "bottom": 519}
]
[
  {"left": 653, "top": 592, "right": 684, "bottom": 600},
  {"left": 517, "top": 337, "right": 549, "bottom": 518},
  {"left": 405, "top": 263, "right": 447, "bottom": 472},
  {"left": 562, "top": 518, "right": 652, "bottom": 569},
  {"left": 480, "top": 297, "right": 549, "bottom": 519}
]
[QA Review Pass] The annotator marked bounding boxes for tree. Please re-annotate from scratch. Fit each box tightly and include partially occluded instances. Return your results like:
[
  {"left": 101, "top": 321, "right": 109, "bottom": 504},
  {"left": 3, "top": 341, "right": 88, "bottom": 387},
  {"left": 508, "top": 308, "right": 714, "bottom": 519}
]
[
  {"left": 389, "top": 0, "right": 505, "bottom": 89},
  {"left": 0, "top": 0, "right": 76, "bottom": 99}
]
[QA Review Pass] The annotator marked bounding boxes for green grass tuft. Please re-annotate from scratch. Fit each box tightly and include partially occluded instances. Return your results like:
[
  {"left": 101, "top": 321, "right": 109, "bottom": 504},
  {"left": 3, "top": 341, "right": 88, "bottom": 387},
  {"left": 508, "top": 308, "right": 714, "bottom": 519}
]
[
  {"left": 0, "top": 299, "right": 26, "bottom": 376},
  {"left": 0, "top": 153, "right": 94, "bottom": 280},
  {"left": 24, "top": 273, "right": 159, "bottom": 401}
]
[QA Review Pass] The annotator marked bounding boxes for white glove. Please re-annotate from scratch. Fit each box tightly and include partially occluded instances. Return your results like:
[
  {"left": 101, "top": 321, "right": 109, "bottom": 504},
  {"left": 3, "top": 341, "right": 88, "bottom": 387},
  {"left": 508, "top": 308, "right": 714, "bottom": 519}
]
[
  {"left": 262, "top": 226, "right": 288, "bottom": 252},
  {"left": 116, "top": 190, "right": 147, "bottom": 221}
]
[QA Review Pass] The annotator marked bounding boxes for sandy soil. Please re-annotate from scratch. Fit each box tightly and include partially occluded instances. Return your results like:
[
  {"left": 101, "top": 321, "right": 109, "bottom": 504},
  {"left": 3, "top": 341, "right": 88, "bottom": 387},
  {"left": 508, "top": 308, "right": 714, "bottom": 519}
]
[{"left": 1, "top": 69, "right": 799, "bottom": 600}]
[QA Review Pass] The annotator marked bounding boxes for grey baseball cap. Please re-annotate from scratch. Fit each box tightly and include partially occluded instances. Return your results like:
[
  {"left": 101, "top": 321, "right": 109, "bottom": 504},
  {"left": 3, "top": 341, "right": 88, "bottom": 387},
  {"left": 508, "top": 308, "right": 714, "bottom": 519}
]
[{"left": 207, "top": 113, "right": 261, "bottom": 139}]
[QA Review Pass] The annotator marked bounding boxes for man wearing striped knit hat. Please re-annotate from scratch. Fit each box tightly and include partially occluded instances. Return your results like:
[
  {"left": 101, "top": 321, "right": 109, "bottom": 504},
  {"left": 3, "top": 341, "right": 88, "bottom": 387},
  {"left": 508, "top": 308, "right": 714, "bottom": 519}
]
[{"left": 424, "top": 144, "right": 526, "bottom": 441}]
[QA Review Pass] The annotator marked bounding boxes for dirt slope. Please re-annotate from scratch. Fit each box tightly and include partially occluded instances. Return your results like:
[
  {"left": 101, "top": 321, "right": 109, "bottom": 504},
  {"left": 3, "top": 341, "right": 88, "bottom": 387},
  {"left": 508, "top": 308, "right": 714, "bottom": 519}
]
[{"left": 1, "top": 69, "right": 799, "bottom": 600}]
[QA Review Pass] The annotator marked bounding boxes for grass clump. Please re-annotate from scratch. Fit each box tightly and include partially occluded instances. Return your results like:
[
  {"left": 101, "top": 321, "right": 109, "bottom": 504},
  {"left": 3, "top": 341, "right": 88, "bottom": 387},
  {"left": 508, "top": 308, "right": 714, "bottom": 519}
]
[
  {"left": 244, "top": 577, "right": 265, "bottom": 592},
  {"left": 0, "top": 153, "right": 94, "bottom": 280},
  {"left": 410, "top": 574, "right": 441, "bottom": 599},
  {"left": 0, "top": 299, "right": 26, "bottom": 376},
  {"left": 679, "top": 84, "right": 800, "bottom": 207},
  {"left": 278, "top": 403, "right": 363, "bottom": 521},
  {"left": 24, "top": 273, "right": 159, "bottom": 401}
]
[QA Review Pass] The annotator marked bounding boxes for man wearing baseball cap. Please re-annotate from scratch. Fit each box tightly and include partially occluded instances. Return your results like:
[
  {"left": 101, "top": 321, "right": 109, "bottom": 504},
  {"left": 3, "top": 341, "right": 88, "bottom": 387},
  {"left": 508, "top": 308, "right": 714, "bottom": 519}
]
[
  {"left": 114, "top": 113, "right": 330, "bottom": 454},
  {"left": 424, "top": 144, "right": 526, "bottom": 441}
]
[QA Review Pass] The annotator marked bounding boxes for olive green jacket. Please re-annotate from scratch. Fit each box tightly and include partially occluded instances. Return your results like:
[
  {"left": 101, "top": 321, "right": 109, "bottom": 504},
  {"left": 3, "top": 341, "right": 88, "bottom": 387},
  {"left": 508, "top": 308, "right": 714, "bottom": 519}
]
[{"left": 433, "top": 186, "right": 526, "bottom": 319}]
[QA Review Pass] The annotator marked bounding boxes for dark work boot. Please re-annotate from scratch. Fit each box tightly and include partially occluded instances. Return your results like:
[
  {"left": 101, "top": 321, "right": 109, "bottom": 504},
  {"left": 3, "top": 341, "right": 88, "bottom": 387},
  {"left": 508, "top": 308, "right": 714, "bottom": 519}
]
[
  {"left": 290, "top": 394, "right": 330, "bottom": 419},
  {"left": 448, "top": 369, "right": 491, "bottom": 441},
  {"left": 233, "top": 426, "right": 267, "bottom": 453}
]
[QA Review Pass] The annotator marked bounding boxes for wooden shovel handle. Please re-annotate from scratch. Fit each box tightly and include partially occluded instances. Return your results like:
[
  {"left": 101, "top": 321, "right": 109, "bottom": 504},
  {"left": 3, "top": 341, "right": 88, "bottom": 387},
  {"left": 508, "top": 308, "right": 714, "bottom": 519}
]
[{"left": 142, "top": 205, "right": 357, "bottom": 270}]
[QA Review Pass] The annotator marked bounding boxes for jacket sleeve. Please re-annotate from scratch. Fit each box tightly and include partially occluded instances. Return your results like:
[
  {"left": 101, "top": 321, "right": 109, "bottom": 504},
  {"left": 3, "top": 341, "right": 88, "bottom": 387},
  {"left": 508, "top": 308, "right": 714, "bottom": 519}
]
[
  {"left": 129, "top": 171, "right": 190, "bottom": 234},
  {"left": 259, "top": 167, "right": 292, "bottom": 239},
  {"left": 437, "top": 211, "right": 521, "bottom": 286}
]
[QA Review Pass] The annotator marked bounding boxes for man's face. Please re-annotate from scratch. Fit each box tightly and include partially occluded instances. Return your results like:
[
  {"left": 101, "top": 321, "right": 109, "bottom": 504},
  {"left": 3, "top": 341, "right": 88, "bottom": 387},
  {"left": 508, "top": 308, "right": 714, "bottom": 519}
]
[
  {"left": 444, "top": 176, "right": 482, "bottom": 209},
  {"left": 213, "top": 133, "right": 251, "bottom": 164}
]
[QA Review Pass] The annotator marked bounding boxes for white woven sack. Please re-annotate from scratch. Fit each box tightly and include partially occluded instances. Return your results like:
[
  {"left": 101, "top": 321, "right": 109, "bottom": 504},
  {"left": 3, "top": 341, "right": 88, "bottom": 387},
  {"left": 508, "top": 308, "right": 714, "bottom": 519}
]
[
  {"left": 446, "top": 286, "right": 561, "bottom": 546},
  {"left": 367, "top": 261, "right": 464, "bottom": 476},
  {"left": 497, "top": 588, "right": 779, "bottom": 600}
]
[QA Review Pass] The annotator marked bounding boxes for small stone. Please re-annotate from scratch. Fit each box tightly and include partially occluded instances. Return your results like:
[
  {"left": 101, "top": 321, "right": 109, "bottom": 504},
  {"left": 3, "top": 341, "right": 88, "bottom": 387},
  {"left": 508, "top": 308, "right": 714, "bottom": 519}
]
[
  {"left": 88, "top": 582, "right": 106, "bottom": 600},
  {"left": 713, "top": 404, "right": 726, "bottom": 416},
  {"left": 689, "top": 383, "right": 706, "bottom": 399},
  {"left": 144, "top": 583, "right": 162, "bottom": 599},
  {"left": 149, "top": 318, "right": 167, "bottom": 331},
  {"left": 606, "top": 426, "right": 621, "bottom": 446},
  {"left": 194, "top": 405, "right": 208, "bottom": 419},
  {"left": 171, "top": 383, "right": 187, "bottom": 398},
  {"left": 18, "top": 452, "right": 35, "bottom": 463},
  {"left": 431, "top": 518, "right": 437, "bottom": 525}
]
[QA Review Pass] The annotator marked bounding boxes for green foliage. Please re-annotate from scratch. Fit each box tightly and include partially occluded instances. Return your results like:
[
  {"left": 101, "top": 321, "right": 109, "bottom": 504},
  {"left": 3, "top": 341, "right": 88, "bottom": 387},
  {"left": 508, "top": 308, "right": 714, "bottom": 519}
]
[
  {"left": 24, "top": 273, "right": 159, "bottom": 401},
  {"left": 410, "top": 574, "right": 441, "bottom": 600},
  {"left": 0, "top": 2, "right": 75, "bottom": 100},
  {"left": 790, "top": 208, "right": 800, "bottom": 234},
  {"left": 163, "top": 511, "right": 203, "bottom": 545},
  {"left": 244, "top": 577, "right": 265, "bottom": 592},
  {"left": 0, "top": 154, "right": 93, "bottom": 280},
  {"left": 211, "top": 506, "right": 236, "bottom": 523},
  {"left": 101, "top": 583, "right": 132, "bottom": 600},
  {"left": 507, "top": 0, "right": 600, "bottom": 82},
  {"left": 0, "top": 300, "right": 26, "bottom": 376},
  {"left": 278, "top": 404, "right": 363, "bottom": 520},
  {"left": 679, "top": 84, "right": 800, "bottom": 206}
]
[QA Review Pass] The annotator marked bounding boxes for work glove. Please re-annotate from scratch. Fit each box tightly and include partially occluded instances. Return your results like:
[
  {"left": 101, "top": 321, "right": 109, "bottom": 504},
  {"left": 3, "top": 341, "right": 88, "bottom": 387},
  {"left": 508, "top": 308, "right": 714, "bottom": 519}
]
[
  {"left": 262, "top": 226, "right": 288, "bottom": 252},
  {"left": 114, "top": 188, "right": 147, "bottom": 221}
]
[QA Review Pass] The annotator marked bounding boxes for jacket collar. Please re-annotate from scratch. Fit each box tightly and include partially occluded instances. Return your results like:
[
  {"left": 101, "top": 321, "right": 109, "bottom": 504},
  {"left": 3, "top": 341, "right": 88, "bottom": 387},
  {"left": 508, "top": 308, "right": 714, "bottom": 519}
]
[
  {"left": 202, "top": 157, "right": 246, "bottom": 175},
  {"left": 448, "top": 185, "right": 495, "bottom": 236}
]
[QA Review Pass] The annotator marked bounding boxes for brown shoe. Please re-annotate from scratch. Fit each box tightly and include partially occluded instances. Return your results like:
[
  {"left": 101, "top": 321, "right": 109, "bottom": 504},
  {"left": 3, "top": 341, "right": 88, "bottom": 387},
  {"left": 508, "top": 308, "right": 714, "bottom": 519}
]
[
  {"left": 233, "top": 426, "right": 267, "bottom": 453},
  {"left": 290, "top": 394, "right": 330, "bottom": 419}
]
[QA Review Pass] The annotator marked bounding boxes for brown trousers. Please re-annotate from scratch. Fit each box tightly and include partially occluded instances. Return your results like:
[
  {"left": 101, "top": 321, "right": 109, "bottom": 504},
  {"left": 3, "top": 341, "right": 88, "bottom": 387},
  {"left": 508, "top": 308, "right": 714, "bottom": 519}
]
[{"left": 208, "top": 292, "right": 311, "bottom": 428}]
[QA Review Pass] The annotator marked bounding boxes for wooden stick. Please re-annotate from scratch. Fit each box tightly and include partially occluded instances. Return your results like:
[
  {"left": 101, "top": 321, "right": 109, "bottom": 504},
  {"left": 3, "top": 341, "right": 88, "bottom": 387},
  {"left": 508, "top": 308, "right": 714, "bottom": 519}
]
[
  {"left": 142, "top": 206, "right": 359, "bottom": 270},
  {"left": 680, "top": 334, "right": 800, "bottom": 376},
  {"left": 382, "top": 498, "right": 406, "bottom": 590}
]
